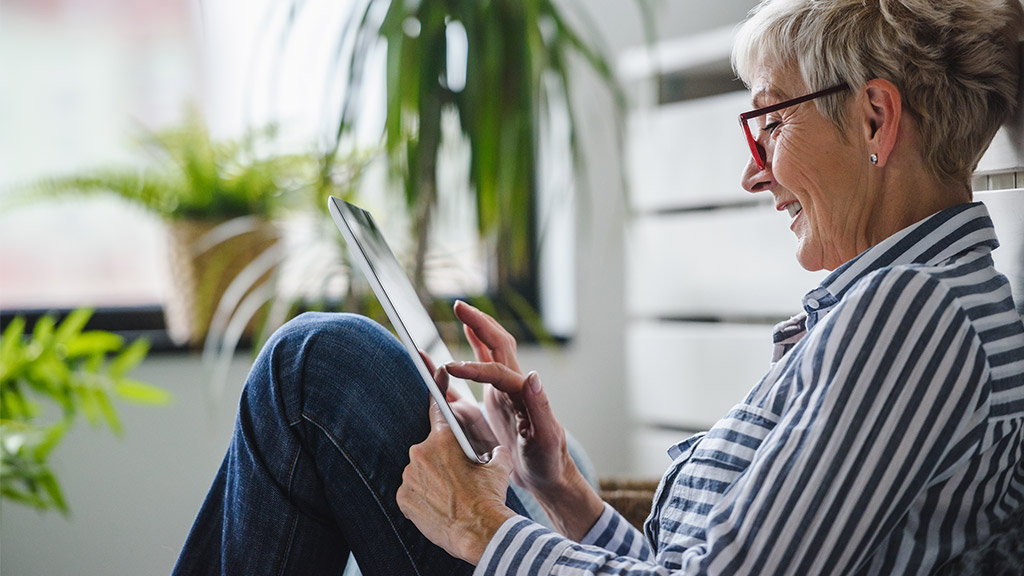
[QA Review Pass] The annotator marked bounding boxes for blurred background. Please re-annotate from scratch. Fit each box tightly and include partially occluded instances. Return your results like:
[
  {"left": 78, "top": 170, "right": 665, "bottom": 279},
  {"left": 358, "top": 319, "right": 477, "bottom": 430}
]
[{"left": 3, "top": 0, "right": 1021, "bottom": 574}]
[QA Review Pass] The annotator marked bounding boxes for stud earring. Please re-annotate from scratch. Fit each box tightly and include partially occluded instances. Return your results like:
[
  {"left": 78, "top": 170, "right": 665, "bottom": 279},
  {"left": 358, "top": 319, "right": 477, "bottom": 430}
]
[{"left": 869, "top": 153, "right": 878, "bottom": 165}]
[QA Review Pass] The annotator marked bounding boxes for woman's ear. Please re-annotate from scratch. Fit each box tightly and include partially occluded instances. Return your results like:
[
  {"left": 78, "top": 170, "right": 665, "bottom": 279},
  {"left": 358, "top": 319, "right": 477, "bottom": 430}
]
[{"left": 860, "top": 78, "right": 902, "bottom": 167}]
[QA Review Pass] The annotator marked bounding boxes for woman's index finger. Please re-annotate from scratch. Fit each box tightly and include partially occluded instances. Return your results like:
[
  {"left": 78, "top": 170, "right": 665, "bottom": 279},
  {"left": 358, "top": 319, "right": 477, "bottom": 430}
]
[
  {"left": 445, "top": 361, "right": 526, "bottom": 396},
  {"left": 463, "top": 323, "right": 493, "bottom": 363},
  {"left": 453, "top": 301, "right": 520, "bottom": 370}
]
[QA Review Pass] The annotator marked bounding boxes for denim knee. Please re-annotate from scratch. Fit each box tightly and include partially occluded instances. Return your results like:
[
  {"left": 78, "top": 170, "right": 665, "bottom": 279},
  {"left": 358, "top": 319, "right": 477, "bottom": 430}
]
[
  {"left": 270, "top": 312, "right": 393, "bottom": 349},
  {"left": 245, "top": 313, "right": 410, "bottom": 421},
  {"left": 262, "top": 312, "right": 402, "bottom": 369}
]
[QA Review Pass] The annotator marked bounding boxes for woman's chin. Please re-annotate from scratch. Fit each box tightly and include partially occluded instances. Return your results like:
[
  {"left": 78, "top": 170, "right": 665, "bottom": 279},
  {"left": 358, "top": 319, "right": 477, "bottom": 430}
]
[{"left": 794, "top": 241, "right": 826, "bottom": 272}]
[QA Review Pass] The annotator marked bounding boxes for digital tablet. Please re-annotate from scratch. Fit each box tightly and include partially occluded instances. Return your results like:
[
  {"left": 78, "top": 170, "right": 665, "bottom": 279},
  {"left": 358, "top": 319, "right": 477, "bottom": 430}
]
[{"left": 327, "top": 196, "right": 496, "bottom": 463}]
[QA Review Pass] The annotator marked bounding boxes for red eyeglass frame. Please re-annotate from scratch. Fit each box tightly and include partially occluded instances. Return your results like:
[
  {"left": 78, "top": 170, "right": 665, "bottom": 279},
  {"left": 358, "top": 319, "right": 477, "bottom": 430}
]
[{"left": 739, "top": 83, "right": 849, "bottom": 170}]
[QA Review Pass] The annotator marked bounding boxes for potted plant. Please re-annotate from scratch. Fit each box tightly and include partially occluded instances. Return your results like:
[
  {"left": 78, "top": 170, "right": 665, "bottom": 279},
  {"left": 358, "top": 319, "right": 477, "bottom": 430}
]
[
  {"left": 0, "top": 309, "right": 170, "bottom": 514},
  {"left": 301, "top": 0, "right": 649, "bottom": 327},
  {"left": 17, "top": 108, "right": 317, "bottom": 346}
]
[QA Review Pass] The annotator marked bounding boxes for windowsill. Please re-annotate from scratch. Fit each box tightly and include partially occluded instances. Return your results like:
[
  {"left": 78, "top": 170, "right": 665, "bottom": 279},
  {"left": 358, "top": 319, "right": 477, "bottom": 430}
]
[
  {"left": 0, "top": 305, "right": 183, "bottom": 352},
  {"left": 0, "top": 301, "right": 569, "bottom": 355}
]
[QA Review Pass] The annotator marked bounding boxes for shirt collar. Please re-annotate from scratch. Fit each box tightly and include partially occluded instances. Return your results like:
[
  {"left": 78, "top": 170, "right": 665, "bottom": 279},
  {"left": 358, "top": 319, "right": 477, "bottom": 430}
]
[{"left": 802, "top": 202, "right": 1000, "bottom": 330}]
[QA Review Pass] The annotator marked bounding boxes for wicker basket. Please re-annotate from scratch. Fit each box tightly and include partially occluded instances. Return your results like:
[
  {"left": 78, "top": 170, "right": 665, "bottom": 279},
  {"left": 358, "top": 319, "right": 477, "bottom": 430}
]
[
  {"left": 164, "top": 218, "right": 280, "bottom": 346},
  {"left": 600, "top": 478, "right": 660, "bottom": 530}
]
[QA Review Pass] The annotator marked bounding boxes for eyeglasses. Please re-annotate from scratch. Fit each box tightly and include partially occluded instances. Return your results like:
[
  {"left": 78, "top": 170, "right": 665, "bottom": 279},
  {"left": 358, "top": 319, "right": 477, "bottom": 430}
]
[{"left": 739, "top": 83, "right": 849, "bottom": 170}]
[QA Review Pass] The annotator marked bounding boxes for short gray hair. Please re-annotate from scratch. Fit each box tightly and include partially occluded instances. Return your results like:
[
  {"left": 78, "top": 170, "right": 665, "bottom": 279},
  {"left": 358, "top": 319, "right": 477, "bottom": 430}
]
[{"left": 732, "top": 0, "right": 1024, "bottom": 186}]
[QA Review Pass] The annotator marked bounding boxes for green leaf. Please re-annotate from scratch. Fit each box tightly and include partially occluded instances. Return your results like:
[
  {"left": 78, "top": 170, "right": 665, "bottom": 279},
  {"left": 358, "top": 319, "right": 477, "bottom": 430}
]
[
  {"left": 54, "top": 309, "right": 93, "bottom": 344},
  {"left": 108, "top": 339, "right": 150, "bottom": 379},
  {"left": 38, "top": 470, "right": 69, "bottom": 515},
  {"left": 114, "top": 379, "right": 171, "bottom": 405},
  {"left": 33, "top": 421, "right": 69, "bottom": 460},
  {"left": 31, "top": 316, "right": 55, "bottom": 346},
  {"left": 26, "top": 356, "right": 69, "bottom": 397},
  {"left": 1, "top": 388, "right": 36, "bottom": 422},
  {"left": 95, "top": 391, "right": 123, "bottom": 436},
  {"left": 77, "top": 384, "right": 103, "bottom": 428},
  {"left": 0, "top": 317, "right": 26, "bottom": 377},
  {"left": 65, "top": 331, "right": 124, "bottom": 358},
  {"left": 1, "top": 486, "right": 50, "bottom": 510},
  {"left": 0, "top": 306, "right": 168, "bottom": 516}
]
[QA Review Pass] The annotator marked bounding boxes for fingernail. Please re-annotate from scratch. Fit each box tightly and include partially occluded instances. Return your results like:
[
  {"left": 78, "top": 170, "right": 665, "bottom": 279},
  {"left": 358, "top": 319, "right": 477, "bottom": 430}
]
[{"left": 528, "top": 371, "right": 541, "bottom": 394}]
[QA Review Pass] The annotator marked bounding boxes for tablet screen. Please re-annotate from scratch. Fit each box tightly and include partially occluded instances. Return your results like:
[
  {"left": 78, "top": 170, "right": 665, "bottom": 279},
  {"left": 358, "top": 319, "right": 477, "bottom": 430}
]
[{"left": 328, "top": 197, "right": 496, "bottom": 462}]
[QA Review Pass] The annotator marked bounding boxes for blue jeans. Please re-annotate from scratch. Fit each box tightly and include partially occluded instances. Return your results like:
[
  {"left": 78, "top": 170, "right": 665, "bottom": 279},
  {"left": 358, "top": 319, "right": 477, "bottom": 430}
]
[{"left": 172, "top": 313, "right": 532, "bottom": 575}]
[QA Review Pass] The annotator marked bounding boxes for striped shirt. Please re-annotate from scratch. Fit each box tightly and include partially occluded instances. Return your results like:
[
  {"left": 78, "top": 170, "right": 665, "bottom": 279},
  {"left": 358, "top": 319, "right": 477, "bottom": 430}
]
[{"left": 476, "top": 201, "right": 1024, "bottom": 575}]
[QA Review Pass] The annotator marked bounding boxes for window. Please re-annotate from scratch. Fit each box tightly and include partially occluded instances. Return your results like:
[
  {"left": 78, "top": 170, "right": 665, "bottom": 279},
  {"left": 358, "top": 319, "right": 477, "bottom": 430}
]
[
  {"left": 0, "top": 0, "right": 199, "bottom": 314},
  {"left": 0, "top": 0, "right": 574, "bottom": 341}
]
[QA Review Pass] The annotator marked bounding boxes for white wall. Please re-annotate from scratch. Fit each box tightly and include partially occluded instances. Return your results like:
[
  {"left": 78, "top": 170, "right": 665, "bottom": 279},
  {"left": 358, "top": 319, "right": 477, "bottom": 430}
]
[
  {"left": 544, "top": 0, "right": 758, "bottom": 476},
  {"left": 0, "top": 355, "right": 253, "bottom": 576},
  {"left": 0, "top": 2, "right": 759, "bottom": 575}
]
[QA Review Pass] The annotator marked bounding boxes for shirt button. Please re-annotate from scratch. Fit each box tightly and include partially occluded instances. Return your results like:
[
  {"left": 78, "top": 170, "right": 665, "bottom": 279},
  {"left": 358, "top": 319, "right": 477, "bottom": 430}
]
[{"left": 806, "top": 298, "right": 820, "bottom": 310}]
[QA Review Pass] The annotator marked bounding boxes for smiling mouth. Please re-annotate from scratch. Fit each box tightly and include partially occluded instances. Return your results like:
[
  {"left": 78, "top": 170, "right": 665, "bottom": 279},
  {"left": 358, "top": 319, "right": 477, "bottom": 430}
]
[{"left": 785, "top": 202, "right": 803, "bottom": 219}]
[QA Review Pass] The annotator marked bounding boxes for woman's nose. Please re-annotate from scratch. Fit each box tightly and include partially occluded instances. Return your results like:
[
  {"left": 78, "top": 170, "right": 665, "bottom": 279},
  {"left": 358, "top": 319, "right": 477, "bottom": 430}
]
[{"left": 741, "top": 151, "right": 775, "bottom": 194}]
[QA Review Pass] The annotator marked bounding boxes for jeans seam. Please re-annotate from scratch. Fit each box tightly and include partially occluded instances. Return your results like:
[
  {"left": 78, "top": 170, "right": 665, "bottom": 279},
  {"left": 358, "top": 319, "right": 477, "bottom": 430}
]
[
  {"left": 273, "top": 445, "right": 304, "bottom": 576},
  {"left": 302, "top": 411, "right": 423, "bottom": 575},
  {"left": 276, "top": 511, "right": 301, "bottom": 576},
  {"left": 268, "top": 326, "right": 322, "bottom": 575}
]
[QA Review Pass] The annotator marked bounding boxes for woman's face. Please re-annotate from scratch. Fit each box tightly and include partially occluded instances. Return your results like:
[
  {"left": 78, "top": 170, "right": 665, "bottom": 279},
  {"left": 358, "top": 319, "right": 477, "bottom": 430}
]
[{"left": 741, "top": 68, "right": 875, "bottom": 272}]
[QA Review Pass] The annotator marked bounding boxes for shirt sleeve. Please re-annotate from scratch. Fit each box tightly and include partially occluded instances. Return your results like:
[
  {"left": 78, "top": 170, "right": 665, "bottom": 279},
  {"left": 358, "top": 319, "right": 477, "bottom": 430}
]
[
  {"left": 475, "top": 503, "right": 654, "bottom": 575},
  {"left": 579, "top": 502, "right": 653, "bottom": 555},
  {"left": 476, "top": 268, "right": 991, "bottom": 575}
]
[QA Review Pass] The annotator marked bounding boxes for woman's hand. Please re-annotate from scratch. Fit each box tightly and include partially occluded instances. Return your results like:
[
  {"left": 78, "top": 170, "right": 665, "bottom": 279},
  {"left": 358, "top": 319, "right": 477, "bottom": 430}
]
[
  {"left": 446, "top": 301, "right": 564, "bottom": 491},
  {"left": 397, "top": 400, "right": 516, "bottom": 564},
  {"left": 444, "top": 301, "right": 604, "bottom": 539},
  {"left": 419, "top": 350, "right": 499, "bottom": 453}
]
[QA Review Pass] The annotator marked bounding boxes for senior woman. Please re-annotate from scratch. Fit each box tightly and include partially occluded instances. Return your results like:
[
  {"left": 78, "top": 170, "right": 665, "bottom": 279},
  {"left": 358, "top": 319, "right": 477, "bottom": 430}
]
[{"left": 174, "top": 0, "right": 1024, "bottom": 574}]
